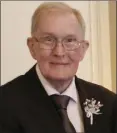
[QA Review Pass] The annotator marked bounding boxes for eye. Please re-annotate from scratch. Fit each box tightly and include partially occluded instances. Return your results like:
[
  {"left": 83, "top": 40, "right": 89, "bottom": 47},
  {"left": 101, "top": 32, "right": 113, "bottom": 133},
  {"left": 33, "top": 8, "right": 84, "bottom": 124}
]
[
  {"left": 67, "top": 38, "right": 75, "bottom": 42},
  {"left": 64, "top": 37, "right": 77, "bottom": 43},
  {"left": 44, "top": 36, "right": 54, "bottom": 42}
]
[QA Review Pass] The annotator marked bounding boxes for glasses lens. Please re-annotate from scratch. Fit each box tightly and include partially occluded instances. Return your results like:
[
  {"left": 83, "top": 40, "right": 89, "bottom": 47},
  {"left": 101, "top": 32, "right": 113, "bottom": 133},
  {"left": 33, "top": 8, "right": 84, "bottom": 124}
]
[
  {"left": 63, "top": 37, "right": 79, "bottom": 50},
  {"left": 39, "top": 36, "right": 55, "bottom": 49}
]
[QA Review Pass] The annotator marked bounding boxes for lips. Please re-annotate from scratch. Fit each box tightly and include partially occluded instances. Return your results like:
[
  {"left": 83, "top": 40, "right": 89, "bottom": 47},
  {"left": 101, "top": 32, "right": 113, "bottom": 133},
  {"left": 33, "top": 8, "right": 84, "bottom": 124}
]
[{"left": 50, "top": 62, "right": 69, "bottom": 65}]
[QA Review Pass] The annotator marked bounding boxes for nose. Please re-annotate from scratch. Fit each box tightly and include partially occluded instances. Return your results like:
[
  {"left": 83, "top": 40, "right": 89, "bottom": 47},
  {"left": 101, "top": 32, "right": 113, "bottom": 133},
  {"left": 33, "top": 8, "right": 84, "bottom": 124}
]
[{"left": 52, "top": 41, "right": 66, "bottom": 56}]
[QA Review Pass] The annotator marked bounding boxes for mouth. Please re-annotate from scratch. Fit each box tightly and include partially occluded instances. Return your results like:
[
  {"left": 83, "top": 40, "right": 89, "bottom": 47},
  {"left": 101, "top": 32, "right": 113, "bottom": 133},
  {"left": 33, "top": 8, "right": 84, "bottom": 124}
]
[{"left": 50, "top": 62, "right": 69, "bottom": 65}]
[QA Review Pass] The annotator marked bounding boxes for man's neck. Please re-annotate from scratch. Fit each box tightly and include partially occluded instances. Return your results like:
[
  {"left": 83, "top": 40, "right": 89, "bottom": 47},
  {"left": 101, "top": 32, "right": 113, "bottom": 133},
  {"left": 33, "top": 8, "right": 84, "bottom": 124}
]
[{"left": 46, "top": 78, "right": 73, "bottom": 93}]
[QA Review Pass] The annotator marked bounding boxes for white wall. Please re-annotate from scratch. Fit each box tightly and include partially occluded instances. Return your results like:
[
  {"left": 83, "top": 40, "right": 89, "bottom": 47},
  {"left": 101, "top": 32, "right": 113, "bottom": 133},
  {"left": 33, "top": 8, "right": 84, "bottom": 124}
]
[{"left": 1, "top": 1, "right": 112, "bottom": 91}]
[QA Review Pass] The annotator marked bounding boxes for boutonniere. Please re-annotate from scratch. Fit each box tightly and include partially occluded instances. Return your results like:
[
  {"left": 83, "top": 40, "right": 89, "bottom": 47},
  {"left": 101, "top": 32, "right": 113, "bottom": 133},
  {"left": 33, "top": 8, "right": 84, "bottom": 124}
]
[{"left": 83, "top": 98, "right": 103, "bottom": 125}]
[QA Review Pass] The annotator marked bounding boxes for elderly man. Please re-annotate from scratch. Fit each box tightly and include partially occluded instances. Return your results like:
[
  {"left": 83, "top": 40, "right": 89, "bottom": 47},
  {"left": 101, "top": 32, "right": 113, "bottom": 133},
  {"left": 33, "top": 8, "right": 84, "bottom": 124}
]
[{"left": 0, "top": 2, "right": 117, "bottom": 133}]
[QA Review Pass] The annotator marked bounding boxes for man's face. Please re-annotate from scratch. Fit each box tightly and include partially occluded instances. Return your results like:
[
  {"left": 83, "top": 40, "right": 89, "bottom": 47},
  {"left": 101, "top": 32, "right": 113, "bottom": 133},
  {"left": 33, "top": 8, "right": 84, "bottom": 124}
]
[{"left": 28, "top": 12, "right": 88, "bottom": 81}]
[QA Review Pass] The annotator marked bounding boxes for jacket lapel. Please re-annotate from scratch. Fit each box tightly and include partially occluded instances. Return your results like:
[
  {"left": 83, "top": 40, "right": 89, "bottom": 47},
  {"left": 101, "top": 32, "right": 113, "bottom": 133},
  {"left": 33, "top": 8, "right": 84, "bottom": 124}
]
[
  {"left": 75, "top": 77, "right": 105, "bottom": 133},
  {"left": 75, "top": 77, "right": 90, "bottom": 133},
  {"left": 23, "top": 65, "right": 66, "bottom": 133}
]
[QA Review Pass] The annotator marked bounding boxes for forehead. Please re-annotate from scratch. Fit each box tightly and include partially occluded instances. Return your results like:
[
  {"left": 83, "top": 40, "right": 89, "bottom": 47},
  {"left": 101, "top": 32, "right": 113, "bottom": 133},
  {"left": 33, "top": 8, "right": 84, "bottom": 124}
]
[{"left": 36, "top": 12, "right": 83, "bottom": 39}]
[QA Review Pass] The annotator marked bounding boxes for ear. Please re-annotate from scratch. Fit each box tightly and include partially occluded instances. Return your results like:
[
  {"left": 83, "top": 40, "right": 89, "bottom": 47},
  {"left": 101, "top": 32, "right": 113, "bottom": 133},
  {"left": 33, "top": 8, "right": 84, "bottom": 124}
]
[
  {"left": 79, "top": 40, "right": 89, "bottom": 61},
  {"left": 27, "top": 37, "right": 37, "bottom": 60}
]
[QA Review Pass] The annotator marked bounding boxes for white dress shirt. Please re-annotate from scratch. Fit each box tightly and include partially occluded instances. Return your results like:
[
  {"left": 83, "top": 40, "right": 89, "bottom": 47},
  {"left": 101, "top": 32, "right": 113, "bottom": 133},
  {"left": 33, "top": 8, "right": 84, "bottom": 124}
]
[{"left": 36, "top": 64, "right": 84, "bottom": 132}]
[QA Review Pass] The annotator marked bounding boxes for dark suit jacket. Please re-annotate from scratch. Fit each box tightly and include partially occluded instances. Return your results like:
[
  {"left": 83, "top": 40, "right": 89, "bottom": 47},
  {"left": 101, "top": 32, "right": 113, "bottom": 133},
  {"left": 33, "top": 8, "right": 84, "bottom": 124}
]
[{"left": 0, "top": 65, "right": 117, "bottom": 133}]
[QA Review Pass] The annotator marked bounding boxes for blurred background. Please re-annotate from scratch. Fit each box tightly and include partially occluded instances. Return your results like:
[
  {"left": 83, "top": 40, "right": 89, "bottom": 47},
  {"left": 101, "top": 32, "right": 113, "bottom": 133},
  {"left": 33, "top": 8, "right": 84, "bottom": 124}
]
[
  {"left": 108, "top": 1, "right": 116, "bottom": 93},
  {"left": 1, "top": 1, "right": 116, "bottom": 93}
]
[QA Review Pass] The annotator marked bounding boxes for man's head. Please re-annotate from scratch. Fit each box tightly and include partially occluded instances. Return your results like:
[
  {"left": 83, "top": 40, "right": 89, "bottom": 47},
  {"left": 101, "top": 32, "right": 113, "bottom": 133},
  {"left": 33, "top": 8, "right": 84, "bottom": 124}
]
[{"left": 27, "top": 2, "right": 89, "bottom": 81}]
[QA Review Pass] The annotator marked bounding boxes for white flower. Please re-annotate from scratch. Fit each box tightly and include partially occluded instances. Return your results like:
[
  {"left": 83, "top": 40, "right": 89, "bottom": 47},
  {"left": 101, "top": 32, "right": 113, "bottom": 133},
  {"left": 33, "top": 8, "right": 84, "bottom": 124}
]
[{"left": 84, "top": 98, "right": 103, "bottom": 125}]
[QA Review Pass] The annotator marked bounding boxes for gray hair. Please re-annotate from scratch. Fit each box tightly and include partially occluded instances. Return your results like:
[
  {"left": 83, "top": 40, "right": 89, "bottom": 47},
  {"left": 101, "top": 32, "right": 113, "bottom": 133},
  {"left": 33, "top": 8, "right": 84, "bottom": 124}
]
[{"left": 31, "top": 2, "right": 86, "bottom": 36}]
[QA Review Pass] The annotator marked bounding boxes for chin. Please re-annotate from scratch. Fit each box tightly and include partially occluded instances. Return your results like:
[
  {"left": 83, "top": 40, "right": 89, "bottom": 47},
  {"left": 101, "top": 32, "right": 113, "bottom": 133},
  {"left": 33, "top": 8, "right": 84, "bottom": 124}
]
[
  {"left": 45, "top": 72, "right": 74, "bottom": 81},
  {"left": 40, "top": 65, "right": 76, "bottom": 81}
]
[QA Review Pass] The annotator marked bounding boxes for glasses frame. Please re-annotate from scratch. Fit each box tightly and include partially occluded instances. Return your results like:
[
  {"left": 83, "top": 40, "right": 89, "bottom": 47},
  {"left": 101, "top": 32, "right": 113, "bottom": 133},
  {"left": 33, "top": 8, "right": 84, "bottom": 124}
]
[{"left": 33, "top": 36, "right": 87, "bottom": 51}]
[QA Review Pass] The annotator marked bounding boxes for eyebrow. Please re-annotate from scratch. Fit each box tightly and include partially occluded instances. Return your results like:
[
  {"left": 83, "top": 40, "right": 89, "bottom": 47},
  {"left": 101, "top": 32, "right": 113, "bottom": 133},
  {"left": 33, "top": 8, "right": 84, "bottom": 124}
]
[
  {"left": 38, "top": 32, "right": 78, "bottom": 38},
  {"left": 38, "top": 32, "right": 55, "bottom": 36}
]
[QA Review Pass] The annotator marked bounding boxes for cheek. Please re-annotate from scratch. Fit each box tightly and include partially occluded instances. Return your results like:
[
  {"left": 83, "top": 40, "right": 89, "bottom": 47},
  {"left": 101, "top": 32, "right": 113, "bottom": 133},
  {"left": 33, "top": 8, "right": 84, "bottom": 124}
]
[
  {"left": 35, "top": 50, "right": 51, "bottom": 75},
  {"left": 35, "top": 49, "right": 51, "bottom": 63},
  {"left": 68, "top": 49, "right": 81, "bottom": 65}
]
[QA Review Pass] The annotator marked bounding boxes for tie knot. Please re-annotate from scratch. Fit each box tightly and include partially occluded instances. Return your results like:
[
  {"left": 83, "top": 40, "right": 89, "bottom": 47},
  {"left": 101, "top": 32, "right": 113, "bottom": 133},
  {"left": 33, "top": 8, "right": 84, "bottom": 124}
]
[{"left": 51, "top": 95, "right": 70, "bottom": 110}]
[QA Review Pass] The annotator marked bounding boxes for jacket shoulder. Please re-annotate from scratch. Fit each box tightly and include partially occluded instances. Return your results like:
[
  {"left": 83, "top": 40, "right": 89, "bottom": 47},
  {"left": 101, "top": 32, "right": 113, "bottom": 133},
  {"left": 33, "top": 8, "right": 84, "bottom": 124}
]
[
  {"left": 76, "top": 77, "right": 116, "bottom": 99},
  {"left": 0, "top": 75, "right": 26, "bottom": 97},
  {"left": 0, "top": 75, "right": 24, "bottom": 88}
]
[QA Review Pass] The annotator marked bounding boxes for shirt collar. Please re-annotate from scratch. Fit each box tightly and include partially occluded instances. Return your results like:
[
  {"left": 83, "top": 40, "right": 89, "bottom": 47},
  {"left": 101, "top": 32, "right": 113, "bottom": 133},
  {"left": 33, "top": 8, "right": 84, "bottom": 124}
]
[{"left": 36, "top": 64, "right": 78, "bottom": 103}]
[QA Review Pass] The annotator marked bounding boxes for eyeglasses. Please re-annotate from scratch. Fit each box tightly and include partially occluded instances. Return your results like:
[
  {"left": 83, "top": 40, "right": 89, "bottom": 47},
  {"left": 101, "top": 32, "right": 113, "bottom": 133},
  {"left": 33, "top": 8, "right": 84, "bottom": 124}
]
[{"left": 34, "top": 35, "right": 86, "bottom": 51}]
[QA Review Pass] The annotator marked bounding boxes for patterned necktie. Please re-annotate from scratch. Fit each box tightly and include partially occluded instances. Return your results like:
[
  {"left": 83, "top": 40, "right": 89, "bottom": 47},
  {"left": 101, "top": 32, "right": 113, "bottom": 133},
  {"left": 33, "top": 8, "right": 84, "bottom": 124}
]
[{"left": 51, "top": 94, "right": 76, "bottom": 133}]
